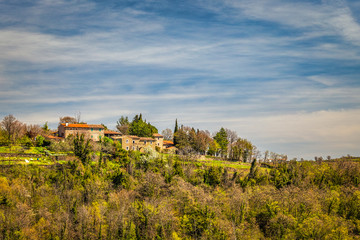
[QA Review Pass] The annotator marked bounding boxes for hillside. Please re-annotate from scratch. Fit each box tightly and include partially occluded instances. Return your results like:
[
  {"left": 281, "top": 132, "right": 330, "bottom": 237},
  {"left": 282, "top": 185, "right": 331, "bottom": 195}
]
[{"left": 1, "top": 146, "right": 360, "bottom": 239}]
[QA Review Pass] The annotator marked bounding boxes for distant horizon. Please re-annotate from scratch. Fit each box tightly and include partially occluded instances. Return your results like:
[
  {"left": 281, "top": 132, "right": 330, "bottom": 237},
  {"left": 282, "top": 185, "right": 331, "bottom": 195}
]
[
  {"left": 2, "top": 112, "right": 358, "bottom": 161},
  {"left": 1, "top": 0, "right": 359, "bottom": 160}
]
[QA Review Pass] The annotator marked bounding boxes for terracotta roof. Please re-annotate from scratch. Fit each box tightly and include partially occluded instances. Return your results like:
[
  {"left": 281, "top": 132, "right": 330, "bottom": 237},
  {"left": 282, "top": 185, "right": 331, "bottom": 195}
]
[
  {"left": 88, "top": 124, "right": 105, "bottom": 129},
  {"left": 152, "top": 133, "right": 163, "bottom": 137},
  {"left": 61, "top": 123, "right": 89, "bottom": 128},
  {"left": 104, "top": 130, "right": 122, "bottom": 135},
  {"left": 163, "top": 140, "right": 174, "bottom": 145},
  {"left": 61, "top": 123, "right": 104, "bottom": 129}
]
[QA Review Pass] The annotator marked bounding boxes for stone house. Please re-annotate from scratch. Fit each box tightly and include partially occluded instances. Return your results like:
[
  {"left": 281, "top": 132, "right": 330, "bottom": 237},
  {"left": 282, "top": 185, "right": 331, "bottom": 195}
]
[
  {"left": 113, "top": 133, "right": 163, "bottom": 152},
  {"left": 58, "top": 123, "right": 104, "bottom": 141}
]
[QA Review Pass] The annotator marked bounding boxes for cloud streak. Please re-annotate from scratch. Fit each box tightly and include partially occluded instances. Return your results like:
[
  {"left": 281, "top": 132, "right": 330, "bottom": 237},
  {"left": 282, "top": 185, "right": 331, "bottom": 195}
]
[{"left": 0, "top": 0, "right": 359, "bottom": 159}]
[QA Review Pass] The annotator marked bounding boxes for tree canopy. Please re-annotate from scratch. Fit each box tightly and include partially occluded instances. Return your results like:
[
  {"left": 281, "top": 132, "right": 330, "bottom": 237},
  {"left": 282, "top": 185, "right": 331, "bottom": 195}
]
[{"left": 214, "top": 127, "right": 228, "bottom": 158}]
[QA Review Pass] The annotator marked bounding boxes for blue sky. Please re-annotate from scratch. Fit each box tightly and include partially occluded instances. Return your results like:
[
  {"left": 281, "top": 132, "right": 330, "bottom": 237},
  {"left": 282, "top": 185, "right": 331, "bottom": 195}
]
[{"left": 1, "top": 0, "right": 360, "bottom": 159}]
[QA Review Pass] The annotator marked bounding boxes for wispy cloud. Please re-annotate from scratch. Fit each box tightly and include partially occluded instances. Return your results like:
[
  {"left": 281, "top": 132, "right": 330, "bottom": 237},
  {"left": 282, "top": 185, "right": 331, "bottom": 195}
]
[
  {"left": 222, "top": 0, "right": 360, "bottom": 45},
  {"left": 0, "top": 0, "right": 359, "bottom": 159}
]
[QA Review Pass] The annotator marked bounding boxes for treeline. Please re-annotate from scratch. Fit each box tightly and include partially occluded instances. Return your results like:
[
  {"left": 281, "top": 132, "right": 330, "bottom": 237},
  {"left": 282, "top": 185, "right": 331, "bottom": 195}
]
[
  {"left": 171, "top": 125, "right": 257, "bottom": 162},
  {"left": 0, "top": 114, "right": 288, "bottom": 162},
  {"left": 115, "top": 115, "right": 257, "bottom": 161},
  {"left": 1, "top": 149, "right": 360, "bottom": 239},
  {"left": 0, "top": 115, "right": 50, "bottom": 147}
]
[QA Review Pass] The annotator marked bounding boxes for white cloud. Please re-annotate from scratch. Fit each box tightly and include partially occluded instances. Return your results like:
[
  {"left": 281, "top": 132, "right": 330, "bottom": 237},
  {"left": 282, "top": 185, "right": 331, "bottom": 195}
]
[
  {"left": 0, "top": 0, "right": 359, "bottom": 160},
  {"left": 223, "top": 0, "right": 360, "bottom": 46}
]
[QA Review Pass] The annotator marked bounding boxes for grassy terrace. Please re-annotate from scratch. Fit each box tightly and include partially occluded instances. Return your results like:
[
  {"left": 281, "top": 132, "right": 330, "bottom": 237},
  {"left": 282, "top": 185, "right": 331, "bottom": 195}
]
[
  {"left": 0, "top": 146, "right": 253, "bottom": 173},
  {"left": 0, "top": 146, "right": 69, "bottom": 166},
  {"left": 197, "top": 157, "right": 251, "bottom": 169}
]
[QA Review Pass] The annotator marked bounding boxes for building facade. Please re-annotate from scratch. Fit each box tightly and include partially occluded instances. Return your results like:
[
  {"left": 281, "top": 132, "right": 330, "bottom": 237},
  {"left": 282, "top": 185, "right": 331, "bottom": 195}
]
[
  {"left": 112, "top": 133, "right": 164, "bottom": 152},
  {"left": 58, "top": 123, "right": 104, "bottom": 141}
]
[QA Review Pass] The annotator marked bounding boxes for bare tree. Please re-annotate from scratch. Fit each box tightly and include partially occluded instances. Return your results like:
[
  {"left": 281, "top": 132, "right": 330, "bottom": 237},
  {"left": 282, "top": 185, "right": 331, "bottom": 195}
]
[
  {"left": 194, "top": 130, "right": 212, "bottom": 155},
  {"left": 264, "top": 150, "right": 270, "bottom": 162},
  {"left": 25, "top": 124, "right": 43, "bottom": 139},
  {"left": 225, "top": 128, "right": 238, "bottom": 159},
  {"left": 59, "top": 116, "right": 77, "bottom": 124},
  {"left": 75, "top": 111, "right": 81, "bottom": 123},
  {"left": 116, "top": 116, "right": 130, "bottom": 135},
  {"left": 1, "top": 115, "right": 25, "bottom": 143},
  {"left": 252, "top": 146, "right": 261, "bottom": 162},
  {"left": 161, "top": 128, "right": 173, "bottom": 141}
]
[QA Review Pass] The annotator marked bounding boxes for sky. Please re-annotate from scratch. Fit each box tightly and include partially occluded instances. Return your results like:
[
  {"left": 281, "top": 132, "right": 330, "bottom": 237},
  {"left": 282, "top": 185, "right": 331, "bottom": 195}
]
[{"left": 0, "top": 0, "right": 360, "bottom": 160}]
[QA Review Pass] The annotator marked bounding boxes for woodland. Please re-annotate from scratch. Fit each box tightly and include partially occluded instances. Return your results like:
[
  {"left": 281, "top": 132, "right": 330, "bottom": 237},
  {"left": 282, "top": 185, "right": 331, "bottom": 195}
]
[{"left": 0, "top": 114, "right": 360, "bottom": 239}]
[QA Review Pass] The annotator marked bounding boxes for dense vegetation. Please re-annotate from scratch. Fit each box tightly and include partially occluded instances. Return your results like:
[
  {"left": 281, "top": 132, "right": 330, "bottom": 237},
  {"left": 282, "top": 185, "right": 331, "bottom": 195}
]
[
  {"left": 1, "top": 114, "right": 360, "bottom": 239},
  {"left": 1, "top": 147, "right": 360, "bottom": 239}
]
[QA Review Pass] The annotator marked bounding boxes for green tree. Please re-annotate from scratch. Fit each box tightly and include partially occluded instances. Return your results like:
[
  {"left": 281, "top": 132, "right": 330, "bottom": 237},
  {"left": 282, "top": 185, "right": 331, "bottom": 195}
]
[
  {"left": 230, "top": 138, "right": 254, "bottom": 162},
  {"left": 35, "top": 135, "right": 50, "bottom": 147},
  {"left": 73, "top": 133, "right": 92, "bottom": 165},
  {"left": 173, "top": 127, "right": 192, "bottom": 154},
  {"left": 42, "top": 122, "right": 49, "bottom": 131},
  {"left": 128, "top": 114, "right": 158, "bottom": 137},
  {"left": 173, "top": 119, "right": 179, "bottom": 145},
  {"left": 207, "top": 140, "right": 220, "bottom": 156},
  {"left": 213, "top": 128, "right": 228, "bottom": 158}
]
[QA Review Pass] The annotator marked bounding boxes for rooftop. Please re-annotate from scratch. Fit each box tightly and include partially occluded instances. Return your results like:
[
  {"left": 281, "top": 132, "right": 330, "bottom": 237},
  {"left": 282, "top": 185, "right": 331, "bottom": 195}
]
[
  {"left": 60, "top": 123, "right": 104, "bottom": 129},
  {"left": 104, "top": 130, "right": 122, "bottom": 135}
]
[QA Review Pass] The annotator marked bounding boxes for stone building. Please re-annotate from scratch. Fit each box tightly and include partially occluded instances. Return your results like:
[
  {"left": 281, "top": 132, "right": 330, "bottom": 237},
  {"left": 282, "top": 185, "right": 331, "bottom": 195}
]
[{"left": 58, "top": 123, "right": 104, "bottom": 141}]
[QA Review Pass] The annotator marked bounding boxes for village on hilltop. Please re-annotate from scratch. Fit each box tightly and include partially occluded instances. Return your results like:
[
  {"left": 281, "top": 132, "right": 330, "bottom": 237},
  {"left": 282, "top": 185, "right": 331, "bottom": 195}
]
[{"left": 47, "top": 122, "right": 176, "bottom": 153}]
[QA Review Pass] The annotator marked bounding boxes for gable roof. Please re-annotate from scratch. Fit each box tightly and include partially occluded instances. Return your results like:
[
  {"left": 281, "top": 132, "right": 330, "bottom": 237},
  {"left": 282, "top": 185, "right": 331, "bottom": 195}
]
[
  {"left": 163, "top": 140, "right": 174, "bottom": 145},
  {"left": 104, "top": 130, "right": 122, "bottom": 135},
  {"left": 60, "top": 123, "right": 104, "bottom": 129},
  {"left": 152, "top": 133, "right": 163, "bottom": 137}
]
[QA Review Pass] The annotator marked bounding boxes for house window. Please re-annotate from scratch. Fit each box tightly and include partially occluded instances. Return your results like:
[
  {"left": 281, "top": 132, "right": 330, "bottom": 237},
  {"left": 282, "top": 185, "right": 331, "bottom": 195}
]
[
  {"left": 91, "top": 135, "right": 93, "bottom": 138},
  {"left": 91, "top": 128, "right": 93, "bottom": 131},
  {"left": 126, "top": 139, "right": 129, "bottom": 143},
  {"left": 132, "top": 140, "right": 135, "bottom": 144},
  {"left": 133, "top": 146, "right": 135, "bottom": 150},
  {"left": 144, "top": 141, "right": 147, "bottom": 144},
  {"left": 126, "top": 146, "right": 129, "bottom": 150}
]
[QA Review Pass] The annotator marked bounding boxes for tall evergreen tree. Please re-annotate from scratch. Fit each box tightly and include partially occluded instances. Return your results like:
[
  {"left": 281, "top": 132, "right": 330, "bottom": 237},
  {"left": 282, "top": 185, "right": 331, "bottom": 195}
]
[
  {"left": 174, "top": 119, "right": 178, "bottom": 133},
  {"left": 173, "top": 119, "right": 179, "bottom": 145}
]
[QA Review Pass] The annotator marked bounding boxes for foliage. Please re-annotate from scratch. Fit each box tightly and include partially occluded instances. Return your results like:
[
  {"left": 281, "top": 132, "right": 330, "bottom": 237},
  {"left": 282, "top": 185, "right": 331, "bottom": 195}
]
[
  {"left": 1, "top": 120, "right": 360, "bottom": 239},
  {"left": 214, "top": 127, "right": 228, "bottom": 158},
  {"left": 129, "top": 114, "right": 158, "bottom": 137},
  {"left": 35, "top": 135, "right": 50, "bottom": 147},
  {"left": 73, "top": 133, "right": 92, "bottom": 165},
  {"left": 230, "top": 138, "right": 254, "bottom": 162},
  {"left": 173, "top": 126, "right": 212, "bottom": 155}
]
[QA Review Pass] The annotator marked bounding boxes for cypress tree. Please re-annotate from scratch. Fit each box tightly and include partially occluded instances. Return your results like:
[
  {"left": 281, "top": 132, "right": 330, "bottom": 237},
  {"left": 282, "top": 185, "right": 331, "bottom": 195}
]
[
  {"left": 174, "top": 119, "right": 178, "bottom": 133},
  {"left": 173, "top": 119, "right": 178, "bottom": 145}
]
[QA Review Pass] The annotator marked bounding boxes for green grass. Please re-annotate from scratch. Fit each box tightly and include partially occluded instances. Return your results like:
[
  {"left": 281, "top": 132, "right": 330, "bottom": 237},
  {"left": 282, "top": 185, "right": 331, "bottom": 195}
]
[
  {"left": 0, "top": 156, "right": 53, "bottom": 165},
  {"left": 198, "top": 159, "right": 251, "bottom": 169},
  {"left": 0, "top": 146, "right": 45, "bottom": 154}
]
